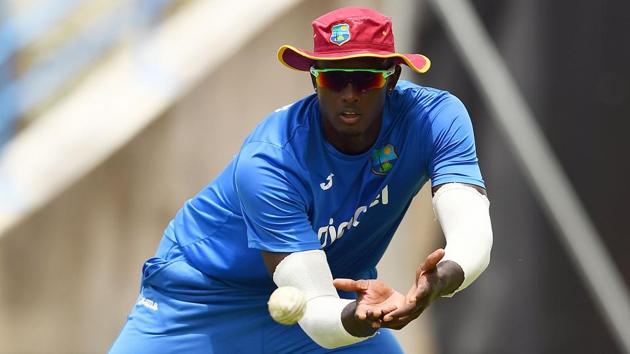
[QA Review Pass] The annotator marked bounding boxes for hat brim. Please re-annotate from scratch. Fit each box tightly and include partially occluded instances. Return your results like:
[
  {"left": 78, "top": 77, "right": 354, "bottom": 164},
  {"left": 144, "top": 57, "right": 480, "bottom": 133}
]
[{"left": 277, "top": 45, "right": 431, "bottom": 74}]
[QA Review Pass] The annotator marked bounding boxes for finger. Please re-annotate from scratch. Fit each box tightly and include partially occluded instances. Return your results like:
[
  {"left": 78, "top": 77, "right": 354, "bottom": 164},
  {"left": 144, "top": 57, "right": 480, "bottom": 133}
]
[
  {"left": 387, "top": 313, "right": 417, "bottom": 324},
  {"left": 388, "top": 304, "right": 425, "bottom": 323},
  {"left": 382, "top": 310, "right": 422, "bottom": 329},
  {"left": 368, "top": 303, "right": 399, "bottom": 320},
  {"left": 357, "top": 303, "right": 383, "bottom": 321},
  {"left": 333, "top": 278, "right": 369, "bottom": 292},
  {"left": 381, "top": 317, "right": 410, "bottom": 330},
  {"left": 421, "top": 248, "right": 444, "bottom": 272},
  {"left": 383, "top": 303, "right": 416, "bottom": 322},
  {"left": 420, "top": 248, "right": 445, "bottom": 273},
  {"left": 380, "top": 304, "right": 398, "bottom": 316},
  {"left": 383, "top": 320, "right": 408, "bottom": 330},
  {"left": 370, "top": 320, "right": 382, "bottom": 329},
  {"left": 368, "top": 307, "right": 382, "bottom": 319},
  {"left": 385, "top": 299, "right": 423, "bottom": 318},
  {"left": 370, "top": 308, "right": 383, "bottom": 320},
  {"left": 355, "top": 305, "right": 368, "bottom": 320}
]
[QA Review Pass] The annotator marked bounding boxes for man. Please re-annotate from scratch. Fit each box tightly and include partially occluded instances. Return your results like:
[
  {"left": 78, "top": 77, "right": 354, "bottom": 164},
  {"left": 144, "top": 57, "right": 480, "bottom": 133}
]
[{"left": 110, "top": 6, "right": 492, "bottom": 354}]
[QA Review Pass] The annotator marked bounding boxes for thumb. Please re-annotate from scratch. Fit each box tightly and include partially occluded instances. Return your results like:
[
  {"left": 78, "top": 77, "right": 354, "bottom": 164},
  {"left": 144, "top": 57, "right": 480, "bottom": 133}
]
[
  {"left": 420, "top": 248, "right": 445, "bottom": 274},
  {"left": 333, "top": 278, "right": 369, "bottom": 292}
]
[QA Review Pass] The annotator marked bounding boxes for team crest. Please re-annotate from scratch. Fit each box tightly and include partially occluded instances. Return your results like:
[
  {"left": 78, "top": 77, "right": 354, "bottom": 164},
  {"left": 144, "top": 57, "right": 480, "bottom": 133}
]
[
  {"left": 371, "top": 144, "right": 398, "bottom": 175},
  {"left": 330, "top": 23, "right": 351, "bottom": 46}
]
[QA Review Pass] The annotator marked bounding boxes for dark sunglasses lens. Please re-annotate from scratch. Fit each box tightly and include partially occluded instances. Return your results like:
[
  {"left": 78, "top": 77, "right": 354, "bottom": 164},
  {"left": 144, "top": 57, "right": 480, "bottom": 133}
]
[
  {"left": 316, "top": 72, "right": 345, "bottom": 91},
  {"left": 317, "top": 71, "right": 385, "bottom": 91}
]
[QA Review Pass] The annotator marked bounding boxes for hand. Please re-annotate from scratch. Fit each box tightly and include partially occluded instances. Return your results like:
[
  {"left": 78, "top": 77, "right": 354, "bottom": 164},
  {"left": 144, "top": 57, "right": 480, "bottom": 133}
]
[
  {"left": 381, "top": 248, "right": 445, "bottom": 330},
  {"left": 333, "top": 278, "right": 405, "bottom": 335}
]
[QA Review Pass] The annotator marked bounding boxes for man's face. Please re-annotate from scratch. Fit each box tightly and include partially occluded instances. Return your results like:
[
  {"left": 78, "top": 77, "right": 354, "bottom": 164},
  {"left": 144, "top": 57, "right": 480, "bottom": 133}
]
[{"left": 312, "top": 58, "right": 400, "bottom": 154}]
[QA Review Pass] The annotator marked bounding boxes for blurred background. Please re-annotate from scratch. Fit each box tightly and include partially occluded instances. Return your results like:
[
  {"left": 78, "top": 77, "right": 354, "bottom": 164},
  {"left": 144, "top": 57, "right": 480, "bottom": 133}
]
[{"left": 0, "top": 0, "right": 628, "bottom": 353}]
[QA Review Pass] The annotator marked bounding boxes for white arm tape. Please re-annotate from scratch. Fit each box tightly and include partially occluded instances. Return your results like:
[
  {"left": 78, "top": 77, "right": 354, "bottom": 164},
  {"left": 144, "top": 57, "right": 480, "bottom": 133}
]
[
  {"left": 272, "top": 250, "right": 367, "bottom": 349},
  {"left": 433, "top": 183, "right": 493, "bottom": 296}
]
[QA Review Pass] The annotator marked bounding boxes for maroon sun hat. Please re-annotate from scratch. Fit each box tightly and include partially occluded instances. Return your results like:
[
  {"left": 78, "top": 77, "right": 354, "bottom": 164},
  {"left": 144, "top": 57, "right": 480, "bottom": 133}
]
[{"left": 278, "top": 7, "right": 430, "bottom": 73}]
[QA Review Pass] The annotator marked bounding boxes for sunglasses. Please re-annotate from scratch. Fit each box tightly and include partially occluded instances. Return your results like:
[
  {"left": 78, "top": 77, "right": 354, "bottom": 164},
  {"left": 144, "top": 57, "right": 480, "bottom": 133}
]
[{"left": 310, "top": 66, "right": 395, "bottom": 92}]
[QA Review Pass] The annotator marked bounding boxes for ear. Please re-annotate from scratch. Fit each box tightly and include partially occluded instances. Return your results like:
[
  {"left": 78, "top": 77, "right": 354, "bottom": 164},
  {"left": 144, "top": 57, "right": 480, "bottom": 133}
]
[{"left": 387, "top": 65, "right": 402, "bottom": 93}]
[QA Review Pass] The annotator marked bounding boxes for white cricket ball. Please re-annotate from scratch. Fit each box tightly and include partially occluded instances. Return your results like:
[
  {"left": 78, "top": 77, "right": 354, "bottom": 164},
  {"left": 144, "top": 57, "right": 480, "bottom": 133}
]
[{"left": 268, "top": 286, "right": 307, "bottom": 325}]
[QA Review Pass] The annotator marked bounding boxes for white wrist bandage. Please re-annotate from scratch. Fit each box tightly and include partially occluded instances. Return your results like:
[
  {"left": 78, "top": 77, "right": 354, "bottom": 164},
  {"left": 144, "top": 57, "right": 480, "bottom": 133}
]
[
  {"left": 433, "top": 183, "right": 493, "bottom": 296},
  {"left": 272, "top": 250, "right": 366, "bottom": 349}
]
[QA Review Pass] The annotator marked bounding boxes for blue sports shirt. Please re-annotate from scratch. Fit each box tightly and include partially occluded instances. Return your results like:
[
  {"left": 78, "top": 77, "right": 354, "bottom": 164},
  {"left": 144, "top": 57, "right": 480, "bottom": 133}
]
[{"left": 167, "top": 80, "right": 484, "bottom": 293}]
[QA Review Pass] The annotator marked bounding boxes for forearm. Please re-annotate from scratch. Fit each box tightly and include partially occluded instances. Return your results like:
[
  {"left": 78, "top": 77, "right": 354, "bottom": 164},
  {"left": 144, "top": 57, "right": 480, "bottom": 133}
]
[
  {"left": 341, "top": 301, "right": 378, "bottom": 337},
  {"left": 433, "top": 183, "right": 493, "bottom": 294},
  {"left": 270, "top": 250, "right": 370, "bottom": 348}
]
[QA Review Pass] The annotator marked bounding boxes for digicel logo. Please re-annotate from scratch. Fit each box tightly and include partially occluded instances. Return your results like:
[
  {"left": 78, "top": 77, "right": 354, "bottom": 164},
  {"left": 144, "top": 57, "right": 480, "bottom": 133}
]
[{"left": 317, "top": 185, "right": 389, "bottom": 247}]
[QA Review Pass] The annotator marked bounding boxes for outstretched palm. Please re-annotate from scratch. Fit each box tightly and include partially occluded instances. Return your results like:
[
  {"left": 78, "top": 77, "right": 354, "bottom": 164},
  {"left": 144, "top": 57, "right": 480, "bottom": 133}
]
[
  {"left": 333, "top": 278, "right": 405, "bottom": 321},
  {"left": 381, "top": 248, "right": 445, "bottom": 329}
]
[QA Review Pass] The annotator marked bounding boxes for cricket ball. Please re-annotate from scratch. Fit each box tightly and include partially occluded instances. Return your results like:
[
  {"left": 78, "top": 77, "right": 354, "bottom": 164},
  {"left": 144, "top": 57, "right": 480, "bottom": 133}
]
[{"left": 268, "top": 286, "right": 307, "bottom": 325}]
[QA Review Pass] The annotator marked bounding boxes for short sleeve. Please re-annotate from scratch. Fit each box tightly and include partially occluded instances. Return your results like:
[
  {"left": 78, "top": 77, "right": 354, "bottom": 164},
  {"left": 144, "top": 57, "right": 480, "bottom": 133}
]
[
  {"left": 234, "top": 142, "right": 321, "bottom": 252},
  {"left": 428, "top": 96, "right": 485, "bottom": 188}
]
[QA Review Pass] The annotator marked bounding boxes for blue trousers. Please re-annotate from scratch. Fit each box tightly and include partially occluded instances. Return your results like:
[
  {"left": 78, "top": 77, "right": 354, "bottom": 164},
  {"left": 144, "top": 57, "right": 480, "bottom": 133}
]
[{"left": 109, "top": 235, "right": 403, "bottom": 353}]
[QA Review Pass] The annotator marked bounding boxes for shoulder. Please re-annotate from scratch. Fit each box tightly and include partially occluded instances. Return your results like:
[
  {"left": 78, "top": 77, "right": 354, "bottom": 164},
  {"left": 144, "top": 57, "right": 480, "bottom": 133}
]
[
  {"left": 389, "top": 81, "right": 466, "bottom": 121},
  {"left": 244, "top": 94, "right": 318, "bottom": 148},
  {"left": 391, "top": 80, "right": 464, "bottom": 114},
  {"left": 387, "top": 81, "right": 469, "bottom": 135},
  {"left": 235, "top": 97, "right": 315, "bottom": 188},
  {"left": 236, "top": 95, "right": 317, "bottom": 178}
]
